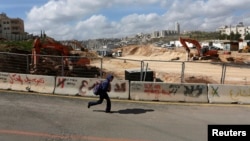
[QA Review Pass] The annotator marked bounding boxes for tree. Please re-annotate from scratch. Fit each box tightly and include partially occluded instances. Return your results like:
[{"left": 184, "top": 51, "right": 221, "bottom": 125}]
[
  {"left": 227, "top": 32, "right": 241, "bottom": 41},
  {"left": 233, "top": 32, "right": 241, "bottom": 40},
  {"left": 245, "top": 33, "right": 250, "bottom": 40},
  {"left": 218, "top": 34, "right": 227, "bottom": 40}
]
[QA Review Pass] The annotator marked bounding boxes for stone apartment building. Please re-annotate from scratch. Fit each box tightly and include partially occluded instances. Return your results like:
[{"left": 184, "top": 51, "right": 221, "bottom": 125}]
[{"left": 0, "top": 12, "right": 30, "bottom": 40}]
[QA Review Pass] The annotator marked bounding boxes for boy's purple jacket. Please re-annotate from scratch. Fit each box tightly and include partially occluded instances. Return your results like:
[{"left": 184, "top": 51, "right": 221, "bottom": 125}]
[{"left": 101, "top": 75, "right": 113, "bottom": 92}]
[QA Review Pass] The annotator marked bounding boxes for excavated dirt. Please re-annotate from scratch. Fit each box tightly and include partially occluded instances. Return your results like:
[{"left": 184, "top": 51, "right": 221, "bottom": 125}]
[
  {"left": 106, "top": 44, "right": 250, "bottom": 84},
  {"left": 1, "top": 42, "right": 250, "bottom": 84}
]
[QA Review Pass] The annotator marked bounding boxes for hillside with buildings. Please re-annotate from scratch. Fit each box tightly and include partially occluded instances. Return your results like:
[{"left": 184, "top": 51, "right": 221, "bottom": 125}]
[
  {"left": 1, "top": 13, "right": 250, "bottom": 71},
  {"left": 217, "top": 22, "right": 250, "bottom": 40}
]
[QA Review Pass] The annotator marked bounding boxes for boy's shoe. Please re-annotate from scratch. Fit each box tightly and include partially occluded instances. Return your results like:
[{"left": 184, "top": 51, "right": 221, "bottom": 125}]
[
  {"left": 105, "top": 111, "right": 112, "bottom": 113},
  {"left": 88, "top": 103, "right": 91, "bottom": 108}
]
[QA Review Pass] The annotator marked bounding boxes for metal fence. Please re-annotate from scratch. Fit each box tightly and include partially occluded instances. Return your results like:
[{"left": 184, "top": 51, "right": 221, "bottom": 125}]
[{"left": 0, "top": 52, "right": 249, "bottom": 85}]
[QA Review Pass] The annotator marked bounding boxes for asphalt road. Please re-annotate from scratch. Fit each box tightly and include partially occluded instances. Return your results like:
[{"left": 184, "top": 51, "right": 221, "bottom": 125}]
[{"left": 0, "top": 90, "right": 250, "bottom": 141}]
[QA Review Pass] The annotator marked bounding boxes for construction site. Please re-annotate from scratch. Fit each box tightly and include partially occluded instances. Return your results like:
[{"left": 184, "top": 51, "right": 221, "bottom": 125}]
[{"left": 0, "top": 36, "right": 250, "bottom": 85}]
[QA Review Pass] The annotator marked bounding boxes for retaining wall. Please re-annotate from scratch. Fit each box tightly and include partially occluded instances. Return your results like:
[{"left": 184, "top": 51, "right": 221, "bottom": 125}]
[
  {"left": 130, "top": 81, "right": 208, "bottom": 103},
  {"left": 54, "top": 76, "right": 129, "bottom": 99},
  {"left": 1, "top": 73, "right": 55, "bottom": 93},
  {"left": 208, "top": 84, "right": 250, "bottom": 104},
  {"left": 0, "top": 72, "right": 11, "bottom": 90},
  {"left": 0, "top": 71, "right": 249, "bottom": 105}
]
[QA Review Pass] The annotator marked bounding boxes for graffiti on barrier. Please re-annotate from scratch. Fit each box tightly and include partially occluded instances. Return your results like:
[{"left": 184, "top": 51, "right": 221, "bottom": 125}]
[
  {"left": 169, "top": 84, "right": 180, "bottom": 95},
  {"left": 230, "top": 88, "right": 250, "bottom": 100},
  {"left": 24, "top": 76, "right": 45, "bottom": 86},
  {"left": 79, "top": 80, "right": 89, "bottom": 95},
  {"left": 57, "top": 78, "right": 77, "bottom": 88},
  {"left": 144, "top": 84, "right": 172, "bottom": 99},
  {"left": 144, "top": 84, "right": 181, "bottom": 96},
  {"left": 210, "top": 86, "right": 219, "bottom": 97},
  {"left": 9, "top": 74, "right": 45, "bottom": 86},
  {"left": 183, "top": 85, "right": 205, "bottom": 97},
  {"left": 0, "top": 73, "right": 8, "bottom": 82},
  {"left": 133, "top": 83, "right": 205, "bottom": 98},
  {"left": 131, "top": 83, "right": 142, "bottom": 91},
  {"left": 114, "top": 82, "right": 126, "bottom": 92}
]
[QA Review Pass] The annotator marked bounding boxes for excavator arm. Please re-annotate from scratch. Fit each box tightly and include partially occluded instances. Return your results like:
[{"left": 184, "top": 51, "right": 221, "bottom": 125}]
[
  {"left": 179, "top": 37, "right": 202, "bottom": 56},
  {"left": 179, "top": 37, "right": 219, "bottom": 60},
  {"left": 179, "top": 37, "right": 191, "bottom": 53}
]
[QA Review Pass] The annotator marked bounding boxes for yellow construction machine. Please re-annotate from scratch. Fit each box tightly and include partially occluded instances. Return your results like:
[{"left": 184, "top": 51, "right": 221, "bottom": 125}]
[{"left": 239, "top": 41, "right": 250, "bottom": 53}]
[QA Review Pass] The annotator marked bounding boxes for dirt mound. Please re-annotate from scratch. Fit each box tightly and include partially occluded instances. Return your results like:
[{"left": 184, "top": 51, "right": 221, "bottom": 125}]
[
  {"left": 218, "top": 51, "right": 250, "bottom": 64},
  {"left": 116, "top": 44, "right": 187, "bottom": 61},
  {"left": 121, "top": 45, "right": 150, "bottom": 56},
  {"left": 121, "top": 45, "right": 168, "bottom": 56},
  {"left": 117, "top": 45, "right": 250, "bottom": 64}
]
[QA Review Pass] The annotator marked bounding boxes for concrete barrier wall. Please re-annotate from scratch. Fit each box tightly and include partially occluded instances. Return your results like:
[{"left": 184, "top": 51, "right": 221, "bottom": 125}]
[
  {"left": 208, "top": 84, "right": 250, "bottom": 104},
  {"left": 1, "top": 71, "right": 250, "bottom": 105},
  {"left": 8, "top": 73, "right": 27, "bottom": 91},
  {"left": 182, "top": 83, "right": 208, "bottom": 103},
  {"left": 108, "top": 79, "right": 129, "bottom": 99},
  {"left": 8, "top": 73, "right": 55, "bottom": 93},
  {"left": 130, "top": 81, "right": 208, "bottom": 103},
  {"left": 54, "top": 77, "right": 129, "bottom": 99},
  {"left": 25, "top": 74, "right": 55, "bottom": 93},
  {"left": 0, "top": 72, "right": 11, "bottom": 90},
  {"left": 54, "top": 76, "right": 98, "bottom": 96}
]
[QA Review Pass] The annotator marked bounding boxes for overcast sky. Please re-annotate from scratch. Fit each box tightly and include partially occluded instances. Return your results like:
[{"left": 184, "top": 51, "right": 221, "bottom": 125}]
[{"left": 1, "top": 0, "right": 250, "bottom": 40}]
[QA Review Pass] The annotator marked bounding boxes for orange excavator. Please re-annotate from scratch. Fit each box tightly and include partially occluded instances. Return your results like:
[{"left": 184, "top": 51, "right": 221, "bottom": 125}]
[
  {"left": 31, "top": 37, "right": 91, "bottom": 75},
  {"left": 179, "top": 37, "right": 219, "bottom": 60}
]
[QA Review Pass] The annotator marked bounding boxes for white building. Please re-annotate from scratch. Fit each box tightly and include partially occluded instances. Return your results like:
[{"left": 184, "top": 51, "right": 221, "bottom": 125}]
[
  {"left": 151, "top": 22, "right": 180, "bottom": 38},
  {"left": 175, "top": 22, "right": 180, "bottom": 34},
  {"left": 151, "top": 30, "right": 178, "bottom": 38},
  {"left": 217, "top": 22, "right": 250, "bottom": 39}
]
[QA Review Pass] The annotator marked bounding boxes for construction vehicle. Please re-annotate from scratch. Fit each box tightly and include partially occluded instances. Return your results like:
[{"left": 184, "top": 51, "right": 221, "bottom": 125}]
[
  {"left": 179, "top": 37, "right": 219, "bottom": 60},
  {"left": 238, "top": 41, "right": 250, "bottom": 53},
  {"left": 30, "top": 37, "right": 99, "bottom": 76},
  {"left": 112, "top": 49, "right": 122, "bottom": 57}
]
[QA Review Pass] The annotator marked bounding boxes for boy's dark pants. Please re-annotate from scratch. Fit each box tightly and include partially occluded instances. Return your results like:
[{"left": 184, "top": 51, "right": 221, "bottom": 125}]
[{"left": 88, "top": 93, "right": 111, "bottom": 112}]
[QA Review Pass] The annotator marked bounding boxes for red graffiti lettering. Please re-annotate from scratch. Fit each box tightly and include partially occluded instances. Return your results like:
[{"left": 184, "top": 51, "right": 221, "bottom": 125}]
[
  {"left": 161, "top": 90, "right": 171, "bottom": 95},
  {"left": 24, "top": 77, "right": 45, "bottom": 86},
  {"left": 154, "top": 84, "right": 161, "bottom": 89},
  {"left": 9, "top": 74, "right": 45, "bottom": 86},
  {"left": 144, "top": 84, "right": 171, "bottom": 98},
  {"left": 114, "top": 83, "right": 126, "bottom": 92},
  {"left": 145, "top": 90, "right": 160, "bottom": 94},
  {"left": 144, "top": 84, "right": 153, "bottom": 89},
  {"left": 57, "top": 78, "right": 66, "bottom": 88},
  {"left": 9, "top": 74, "right": 23, "bottom": 84}
]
